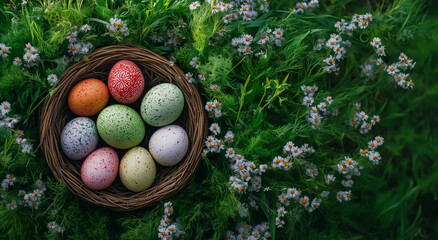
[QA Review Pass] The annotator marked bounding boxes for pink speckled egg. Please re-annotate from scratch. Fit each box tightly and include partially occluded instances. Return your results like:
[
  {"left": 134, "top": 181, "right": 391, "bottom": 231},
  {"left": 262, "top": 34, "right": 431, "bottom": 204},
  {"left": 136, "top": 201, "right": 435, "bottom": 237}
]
[
  {"left": 108, "top": 60, "right": 145, "bottom": 104},
  {"left": 81, "top": 147, "right": 119, "bottom": 190},
  {"left": 148, "top": 125, "right": 189, "bottom": 167}
]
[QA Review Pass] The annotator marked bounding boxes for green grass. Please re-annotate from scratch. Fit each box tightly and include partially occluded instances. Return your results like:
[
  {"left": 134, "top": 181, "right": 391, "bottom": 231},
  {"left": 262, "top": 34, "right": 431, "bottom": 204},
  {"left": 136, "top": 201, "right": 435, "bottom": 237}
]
[{"left": 0, "top": 0, "right": 437, "bottom": 239}]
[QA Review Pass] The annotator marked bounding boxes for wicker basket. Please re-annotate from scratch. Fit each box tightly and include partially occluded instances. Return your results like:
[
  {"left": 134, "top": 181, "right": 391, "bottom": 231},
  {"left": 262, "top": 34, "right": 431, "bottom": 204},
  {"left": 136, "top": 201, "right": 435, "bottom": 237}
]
[{"left": 39, "top": 45, "right": 208, "bottom": 211}]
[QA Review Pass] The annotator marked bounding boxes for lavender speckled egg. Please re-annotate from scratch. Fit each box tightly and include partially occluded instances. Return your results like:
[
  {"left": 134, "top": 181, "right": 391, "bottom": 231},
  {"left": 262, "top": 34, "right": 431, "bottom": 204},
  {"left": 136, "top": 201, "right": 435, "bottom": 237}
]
[
  {"left": 119, "top": 147, "right": 156, "bottom": 192},
  {"left": 81, "top": 147, "right": 119, "bottom": 190},
  {"left": 140, "top": 83, "right": 184, "bottom": 127},
  {"left": 148, "top": 125, "right": 189, "bottom": 166},
  {"left": 97, "top": 104, "right": 145, "bottom": 149},
  {"left": 60, "top": 117, "right": 98, "bottom": 160}
]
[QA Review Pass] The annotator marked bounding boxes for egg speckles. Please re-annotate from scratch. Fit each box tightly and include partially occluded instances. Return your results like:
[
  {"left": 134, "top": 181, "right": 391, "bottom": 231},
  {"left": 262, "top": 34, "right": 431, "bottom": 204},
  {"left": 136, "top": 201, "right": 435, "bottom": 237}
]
[
  {"left": 81, "top": 147, "right": 119, "bottom": 190},
  {"left": 119, "top": 147, "right": 156, "bottom": 192},
  {"left": 149, "top": 125, "right": 189, "bottom": 166},
  {"left": 108, "top": 60, "right": 145, "bottom": 104},
  {"left": 61, "top": 117, "right": 99, "bottom": 160},
  {"left": 140, "top": 83, "right": 184, "bottom": 127},
  {"left": 97, "top": 104, "right": 145, "bottom": 149},
  {"left": 68, "top": 79, "right": 109, "bottom": 116}
]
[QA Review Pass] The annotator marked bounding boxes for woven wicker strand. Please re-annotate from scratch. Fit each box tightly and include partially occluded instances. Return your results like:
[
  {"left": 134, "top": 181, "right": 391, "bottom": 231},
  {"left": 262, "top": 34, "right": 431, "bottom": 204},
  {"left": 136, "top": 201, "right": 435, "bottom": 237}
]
[{"left": 39, "top": 45, "right": 208, "bottom": 211}]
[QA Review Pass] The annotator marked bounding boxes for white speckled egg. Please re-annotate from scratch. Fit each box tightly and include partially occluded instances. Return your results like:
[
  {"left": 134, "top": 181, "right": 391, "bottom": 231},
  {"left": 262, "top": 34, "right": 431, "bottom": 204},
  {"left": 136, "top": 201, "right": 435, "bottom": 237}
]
[
  {"left": 60, "top": 117, "right": 99, "bottom": 160},
  {"left": 148, "top": 125, "right": 189, "bottom": 166},
  {"left": 140, "top": 83, "right": 184, "bottom": 127},
  {"left": 119, "top": 147, "right": 156, "bottom": 192},
  {"left": 81, "top": 147, "right": 119, "bottom": 190}
]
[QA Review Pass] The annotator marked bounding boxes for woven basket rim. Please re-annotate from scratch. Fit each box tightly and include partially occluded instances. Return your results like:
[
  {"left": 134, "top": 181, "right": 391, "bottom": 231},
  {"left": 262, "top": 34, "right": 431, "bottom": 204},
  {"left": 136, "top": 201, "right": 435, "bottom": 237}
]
[{"left": 39, "top": 44, "right": 208, "bottom": 211}]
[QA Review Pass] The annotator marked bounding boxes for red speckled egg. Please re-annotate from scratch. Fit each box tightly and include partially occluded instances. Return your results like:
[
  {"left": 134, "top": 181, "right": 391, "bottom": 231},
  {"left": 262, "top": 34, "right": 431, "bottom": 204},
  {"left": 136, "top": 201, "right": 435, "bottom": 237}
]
[
  {"left": 81, "top": 147, "right": 119, "bottom": 190},
  {"left": 108, "top": 60, "right": 145, "bottom": 104},
  {"left": 68, "top": 79, "right": 109, "bottom": 116}
]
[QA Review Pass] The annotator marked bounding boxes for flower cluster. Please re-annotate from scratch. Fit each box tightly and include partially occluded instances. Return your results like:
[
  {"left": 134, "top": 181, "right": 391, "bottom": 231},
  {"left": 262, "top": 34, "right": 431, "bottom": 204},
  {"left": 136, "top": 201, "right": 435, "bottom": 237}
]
[
  {"left": 18, "top": 180, "right": 48, "bottom": 209},
  {"left": 66, "top": 25, "right": 94, "bottom": 57},
  {"left": 3, "top": 179, "right": 47, "bottom": 210},
  {"left": 301, "top": 85, "right": 337, "bottom": 126},
  {"left": 292, "top": 0, "right": 320, "bottom": 14},
  {"left": 231, "top": 28, "right": 285, "bottom": 56},
  {"left": 272, "top": 141, "right": 315, "bottom": 170},
  {"left": 211, "top": 0, "right": 269, "bottom": 24},
  {"left": 349, "top": 103, "right": 380, "bottom": 134},
  {"left": 204, "top": 99, "right": 222, "bottom": 118},
  {"left": 47, "top": 221, "right": 65, "bottom": 234},
  {"left": 151, "top": 25, "right": 186, "bottom": 50},
  {"left": 276, "top": 187, "right": 321, "bottom": 228},
  {"left": 0, "top": 43, "right": 11, "bottom": 58},
  {"left": 316, "top": 13, "right": 373, "bottom": 74},
  {"left": 184, "top": 56, "right": 206, "bottom": 84},
  {"left": 158, "top": 202, "right": 185, "bottom": 240},
  {"left": 17, "top": 42, "right": 41, "bottom": 68},
  {"left": 363, "top": 38, "right": 416, "bottom": 88},
  {"left": 107, "top": 17, "right": 129, "bottom": 37},
  {"left": 225, "top": 222, "right": 271, "bottom": 239},
  {"left": 0, "top": 101, "right": 33, "bottom": 154},
  {"left": 359, "top": 136, "right": 384, "bottom": 165},
  {"left": 1, "top": 174, "right": 16, "bottom": 190}
]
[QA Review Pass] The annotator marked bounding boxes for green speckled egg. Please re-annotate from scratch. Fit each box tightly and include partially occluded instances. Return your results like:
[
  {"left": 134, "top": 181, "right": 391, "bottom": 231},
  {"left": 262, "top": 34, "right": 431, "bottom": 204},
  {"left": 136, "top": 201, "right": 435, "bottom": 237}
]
[
  {"left": 97, "top": 104, "right": 145, "bottom": 149},
  {"left": 140, "top": 83, "right": 184, "bottom": 127}
]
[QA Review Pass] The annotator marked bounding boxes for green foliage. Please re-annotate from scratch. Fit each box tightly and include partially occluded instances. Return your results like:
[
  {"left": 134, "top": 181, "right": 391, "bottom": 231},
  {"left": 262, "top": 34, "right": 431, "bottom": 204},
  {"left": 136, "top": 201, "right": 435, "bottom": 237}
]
[{"left": 0, "top": 0, "right": 437, "bottom": 239}]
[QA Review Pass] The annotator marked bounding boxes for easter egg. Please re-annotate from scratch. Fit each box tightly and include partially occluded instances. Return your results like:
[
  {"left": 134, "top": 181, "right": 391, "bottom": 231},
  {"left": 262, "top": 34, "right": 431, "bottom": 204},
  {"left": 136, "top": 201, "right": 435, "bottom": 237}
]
[
  {"left": 140, "top": 83, "right": 184, "bottom": 127},
  {"left": 60, "top": 117, "right": 98, "bottom": 160},
  {"left": 97, "top": 104, "right": 145, "bottom": 149},
  {"left": 119, "top": 147, "right": 156, "bottom": 192},
  {"left": 148, "top": 125, "right": 189, "bottom": 166},
  {"left": 81, "top": 147, "right": 119, "bottom": 190},
  {"left": 68, "top": 79, "right": 109, "bottom": 116},
  {"left": 108, "top": 60, "right": 145, "bottom": 104}
]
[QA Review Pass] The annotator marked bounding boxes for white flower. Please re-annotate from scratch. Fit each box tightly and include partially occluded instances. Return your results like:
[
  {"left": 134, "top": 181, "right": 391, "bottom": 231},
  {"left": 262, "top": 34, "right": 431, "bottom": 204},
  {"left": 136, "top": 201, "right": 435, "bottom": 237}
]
[
  {"left": 275, "top": 216, "right": 285, "bottom": 228},
  {"left": 0, "top": 43, "right": 11, "bottom": 58},
  {"left": 325, "top": 174, "right": 335, "bottom": 184},
  {"left": 358, "top": 18, "right": 369, "bottom": 29},
  {"left": 6, "top": 201, "right": 17, "bottom": 210},
  {"left": 299, "top": 196, "right": 310, "bottom": 207},
  {"left": 81, "top": 24, "right": 91, "bottom": 32},
  {"left": 13, "top": 57, "right": 22, "bottom": 66},
  {"left": 225, "top": 148, "right": 235, "bottom": 159},
  {"left": 189, "top": 1, "right": 201, "bottom": 10},
  {"left": 190, "top": 57, "right": 200, "bottom": 69},
  {"left": 68, "top": 43, "right": 81, "bottom": 55},
  {"left": 67, "top": 31, "right": 78, "bottom": 43},
  {"left": 209, "top": 123, "right": 220, "bottom": 135},
  {"left": 1, "top": 101, "right": 11, "bottom": 115},
  {"left": 21, "top": 143, "right": 32, "bottom": 154},
  {"left": 376, "top": 45, "right": 386, "bottom": 56},
  {"left": 386, "top": 64, "right": 399, "bottom": 75},
  {"left": 277, "top": 207, "right": 287, "bottom": 217},
  {"left": 210, "top": 84, "right": 220, "bottom": 91},
  {"left": 224, "top": 131, "right": 234, "bottom": 143},
  {"left": 273, "top": 28, "right": 284, "bottom": 38},
  {"left": 185, "top": 72, "right": 194, "bottom": 83},
  {"left": 370, "top": 37, "right": 382, "bottom": 47},
  {"left": 47, "top": 74, "right": 58, "bottom": 86},
  {"left": 16, "top": 137, "right": 27, "bottom": 145},
  {"left": 47, "top": 221, "right": 58, "bottom": 230}
]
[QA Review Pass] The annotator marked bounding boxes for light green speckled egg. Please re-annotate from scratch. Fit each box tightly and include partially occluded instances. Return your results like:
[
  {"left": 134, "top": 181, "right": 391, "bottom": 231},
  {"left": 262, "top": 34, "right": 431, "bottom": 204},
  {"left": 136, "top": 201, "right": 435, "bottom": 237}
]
[
  {"left": 140, "top": 83, "right": 184, "bottom": 127},
  {"left": 97, "top": 104, "right": 145, "bottom": 149}
]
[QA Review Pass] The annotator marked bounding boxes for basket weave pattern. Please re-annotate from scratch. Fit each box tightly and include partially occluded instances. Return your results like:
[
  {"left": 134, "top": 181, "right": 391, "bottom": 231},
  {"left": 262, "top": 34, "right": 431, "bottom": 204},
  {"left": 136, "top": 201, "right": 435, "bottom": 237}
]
[{"left": 39, "top": 45, "right": 207, "bottom": 211}]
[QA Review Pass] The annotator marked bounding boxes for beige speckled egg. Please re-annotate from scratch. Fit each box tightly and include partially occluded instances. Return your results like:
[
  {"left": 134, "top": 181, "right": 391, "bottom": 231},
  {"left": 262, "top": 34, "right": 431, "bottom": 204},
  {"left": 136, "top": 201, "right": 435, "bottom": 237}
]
[
  {"left": 119, "top": 146, "right": 156, "bottom": 192},
  {"left": 140, "top": 83, "right": 184, "bottom": 127},
  {"left": 148, "top": 125, "right": 189, "bottom": 167}
]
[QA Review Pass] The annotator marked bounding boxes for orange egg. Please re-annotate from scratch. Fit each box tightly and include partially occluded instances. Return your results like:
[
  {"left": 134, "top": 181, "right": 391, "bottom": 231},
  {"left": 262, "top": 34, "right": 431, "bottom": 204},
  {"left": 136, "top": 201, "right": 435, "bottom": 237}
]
[{"left": 68, "top": 79, "right": 109, "bottom": 116}]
